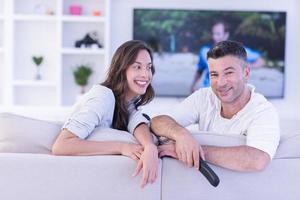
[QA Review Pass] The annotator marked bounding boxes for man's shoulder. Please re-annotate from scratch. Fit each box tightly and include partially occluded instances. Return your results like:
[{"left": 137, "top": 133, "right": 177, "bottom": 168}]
[
  {"left": 193, "top": 87, "right": 219, "bottom": 106},
  {"left": 250, "top": 91, "right": 277, "bottom": 113},
  {"left": 194, "top": 87, "right": 213, "bottom": 96}
]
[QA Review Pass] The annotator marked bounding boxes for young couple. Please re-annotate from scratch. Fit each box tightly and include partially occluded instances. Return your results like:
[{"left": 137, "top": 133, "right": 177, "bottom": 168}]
[{"left": 52, "top": 40, "right": 280, "bottom": 188}]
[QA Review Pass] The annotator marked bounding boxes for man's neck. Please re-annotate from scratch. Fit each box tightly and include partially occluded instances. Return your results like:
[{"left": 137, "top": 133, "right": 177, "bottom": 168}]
[{"left": 221, "top": 87, "right": 251, "bottom": 119}]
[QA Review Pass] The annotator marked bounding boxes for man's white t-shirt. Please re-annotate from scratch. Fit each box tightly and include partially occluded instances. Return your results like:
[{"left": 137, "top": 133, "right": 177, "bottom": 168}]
[
  {"left": 167, "top": 85, "right": 280, "bottom": 159},
  {"left": 62, "top": 84, "right": 148, "bottom": 139}
]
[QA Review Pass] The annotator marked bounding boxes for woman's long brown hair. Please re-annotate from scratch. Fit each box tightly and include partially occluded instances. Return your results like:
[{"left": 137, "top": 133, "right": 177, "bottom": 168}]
[{"left": 102, "top": 40, "right": 155, "bottom": 131}]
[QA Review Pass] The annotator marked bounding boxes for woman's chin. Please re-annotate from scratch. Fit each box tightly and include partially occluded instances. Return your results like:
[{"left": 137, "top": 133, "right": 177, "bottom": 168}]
[
  {"left": 137, "top": 89, "right": 147, "bottom": 95},
  {"left": 135, "top": 85, "right": 149, "bottom": 95}
]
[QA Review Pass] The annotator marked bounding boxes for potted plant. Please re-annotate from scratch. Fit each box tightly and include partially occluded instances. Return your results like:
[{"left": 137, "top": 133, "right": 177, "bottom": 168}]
[
  {"left": 32, "top": 56, "right": 44, "bottom": 80},
  {"left": 73, "top": 64, "right": 93, "bottom": 94}
]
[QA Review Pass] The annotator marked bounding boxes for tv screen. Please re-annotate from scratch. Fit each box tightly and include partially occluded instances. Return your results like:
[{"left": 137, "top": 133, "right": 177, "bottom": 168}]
[{"left": 133, "top": 9, "right": 286, "bottom": 98}]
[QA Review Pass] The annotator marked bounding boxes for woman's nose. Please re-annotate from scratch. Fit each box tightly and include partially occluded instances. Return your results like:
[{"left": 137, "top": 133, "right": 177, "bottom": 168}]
[{"left": 140, "top": 67, "right": 150, "bottom": 77}]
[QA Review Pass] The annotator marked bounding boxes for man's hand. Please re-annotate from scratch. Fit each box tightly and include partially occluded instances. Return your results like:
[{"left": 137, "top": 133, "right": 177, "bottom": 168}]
[
  {"left": 158, "top": 142, "right": 178, "bottom": 158},
  {"left": 132, "top": 144, "right": 158, "bottom": 188},
  {"left": 174, "top": 131, "right": 205, "bottom": 168},
  {"left": 151, "top": 115, "right": 204, "bottom": 168}
]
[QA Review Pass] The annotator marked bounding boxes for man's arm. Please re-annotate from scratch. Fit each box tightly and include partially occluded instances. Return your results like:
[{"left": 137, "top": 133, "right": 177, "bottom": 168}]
[
  {"left": 151, "top": 115, "right": 188, "bottom": 140},
  {"left": 151, "top": 115, "right": 204, "bottom": 168},
  {"left": 202, "top": 145, "right": 270, "bottom": 171}
]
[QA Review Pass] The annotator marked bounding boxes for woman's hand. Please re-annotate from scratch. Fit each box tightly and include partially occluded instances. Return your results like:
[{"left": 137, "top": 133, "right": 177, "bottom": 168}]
[
  {"left": 132, "top": 144, "right": 158, "bottom": 188},
  {"left": 121, "top": 142, "right": 144, "bottom": 161}
]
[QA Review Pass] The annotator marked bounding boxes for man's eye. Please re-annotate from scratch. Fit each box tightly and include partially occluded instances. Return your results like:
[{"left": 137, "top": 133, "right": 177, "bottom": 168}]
[{"left": 225, "top": 71, "right": 233, "bottom": 75}]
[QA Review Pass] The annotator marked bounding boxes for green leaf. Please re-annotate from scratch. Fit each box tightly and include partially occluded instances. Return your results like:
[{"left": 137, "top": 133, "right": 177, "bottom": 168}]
[
  {"left": 32, "top": 56, "right": 43, "bottom": 66},
  {"left": 73, "top": 65, "right": 93, "bottom": 86}
]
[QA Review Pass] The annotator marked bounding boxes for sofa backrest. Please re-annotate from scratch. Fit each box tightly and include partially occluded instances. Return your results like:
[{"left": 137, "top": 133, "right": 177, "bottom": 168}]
[
  {"left": 0, "top": 112, "right": 62, "bottom": 154},
  {"left": 190, "top": 130, "right": 300, "bottom": 159},
  {"left": 0, "top": 112, "right": 138, "bottom": 154},
  {"left": 0, "top": 112, "right": 299, "bottom": 159}
]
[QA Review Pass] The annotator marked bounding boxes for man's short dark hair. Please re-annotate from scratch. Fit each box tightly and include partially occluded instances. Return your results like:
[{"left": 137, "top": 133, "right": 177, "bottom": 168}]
[{"left": 207, "top": 40, "right": 247, "bottom": 62}]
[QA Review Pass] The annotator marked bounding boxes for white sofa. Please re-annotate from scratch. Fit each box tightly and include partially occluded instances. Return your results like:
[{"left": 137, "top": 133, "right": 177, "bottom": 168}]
[{"left": 0, "top": 112, "right": 300, "bottom": 200}]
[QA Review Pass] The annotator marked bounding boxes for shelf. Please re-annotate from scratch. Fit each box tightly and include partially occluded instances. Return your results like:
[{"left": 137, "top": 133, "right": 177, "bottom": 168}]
[
  {"left": 62, "top": 54, "right": 105, "bottom": 106},
  {"left": 14, "top": 0, "right": 57, "bottom": 16},
  {"left": 14, "top": 14, "right": 57, "bottom": 21},
  {"left": 62, "top": 22, "right": 105, "bottom": 49},
  {"left": 62, "top": 15, "right": 105, "bottom": 22},
  {"left": 2, "top": 0, "right": 109, "bottom": 108},
  {"left": 13, "top": 80, "right": 57, "bottom": 87},
  {"left": 62, "top": 0, "right": 106, "bottom": 17},
  {"left": 13, "top": 85, "right": 57, "bottom": 106},
  {"left": 62, "top": 48, "right": 105, "bottom": 55}
]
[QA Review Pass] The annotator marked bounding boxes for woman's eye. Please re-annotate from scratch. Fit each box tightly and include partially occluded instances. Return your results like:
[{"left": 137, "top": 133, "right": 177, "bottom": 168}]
[{"left": 146, "top": 65, "right": 152, "bottom": 70}]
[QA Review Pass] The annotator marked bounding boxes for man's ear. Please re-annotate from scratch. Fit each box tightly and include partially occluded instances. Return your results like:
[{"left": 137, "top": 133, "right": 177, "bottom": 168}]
[{"left": 243, "top": 64, "right": 250, "bottom": 81}]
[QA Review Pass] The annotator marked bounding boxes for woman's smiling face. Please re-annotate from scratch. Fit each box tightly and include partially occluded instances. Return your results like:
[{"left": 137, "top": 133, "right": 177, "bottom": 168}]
[{"left": 125, "top": 49, "right": 153, "bottom": 101}]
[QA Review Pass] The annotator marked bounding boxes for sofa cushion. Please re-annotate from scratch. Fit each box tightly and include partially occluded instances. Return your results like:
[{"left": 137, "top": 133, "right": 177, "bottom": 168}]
[
  {"left": 0, "top": 113, "right": 62, "bottom": 154},
  {"left": 87, "top": 127, "right": 138, "bottom": 143},
  {"left": 280, "top": 119, "right": 300, "bottom": 136},
  {"left": 0, "top": 113, "right": 139, "bottom": 154},
  {"left": 276, "top": 130, "right": 300, "bottom": 159}
]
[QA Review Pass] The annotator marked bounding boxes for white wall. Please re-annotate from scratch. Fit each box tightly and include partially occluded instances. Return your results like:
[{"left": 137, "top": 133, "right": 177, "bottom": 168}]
[{"left": 110, "top": 0, "right": 300, "bottom": 120}]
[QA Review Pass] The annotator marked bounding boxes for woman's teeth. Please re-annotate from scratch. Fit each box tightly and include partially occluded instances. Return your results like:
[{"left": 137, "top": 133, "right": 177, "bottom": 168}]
[{"left": 135, "top": 80, "right": 147, "bottom": 86}]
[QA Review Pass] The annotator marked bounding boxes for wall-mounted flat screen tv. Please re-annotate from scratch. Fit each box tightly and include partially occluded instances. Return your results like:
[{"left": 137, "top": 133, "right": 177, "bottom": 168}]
[{"left": 133, "top": 9, "right": 286, "bottom": 98}]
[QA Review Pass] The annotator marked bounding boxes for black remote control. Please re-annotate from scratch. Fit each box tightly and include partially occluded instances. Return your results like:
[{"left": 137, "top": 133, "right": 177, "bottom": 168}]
[{"left": 199, "top": 158, "right": 220, "bottom": 187}]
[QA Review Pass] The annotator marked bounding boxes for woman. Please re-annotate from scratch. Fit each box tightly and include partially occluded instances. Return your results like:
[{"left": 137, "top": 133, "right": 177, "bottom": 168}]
[{"left": 52, "top": 40, "right": 158, "bottom": 188}]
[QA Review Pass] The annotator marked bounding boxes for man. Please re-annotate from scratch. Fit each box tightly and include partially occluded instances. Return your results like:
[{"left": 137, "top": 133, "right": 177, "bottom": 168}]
[
  {"left": 151, "top": 40, "right": 280, "bottom": 172},
  {"left": 190, "top": 21, "right": 265, "bottom": 92}
]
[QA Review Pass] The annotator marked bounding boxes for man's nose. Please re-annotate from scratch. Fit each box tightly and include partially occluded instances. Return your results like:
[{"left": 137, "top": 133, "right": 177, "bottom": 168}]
[{"left": 217, "top": 75, "right": 227, "bottom": 87}]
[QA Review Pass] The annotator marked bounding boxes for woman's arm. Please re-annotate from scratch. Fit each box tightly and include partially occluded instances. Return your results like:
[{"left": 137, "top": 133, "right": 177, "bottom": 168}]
[
  {"left": 52, "top": 129, "right": 143, "bottom": 160},
  {"left": 132, "top": 123, "right": 158, "bottom": 188}
]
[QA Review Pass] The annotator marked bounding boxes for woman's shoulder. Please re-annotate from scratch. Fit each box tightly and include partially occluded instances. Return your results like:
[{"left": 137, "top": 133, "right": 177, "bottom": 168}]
[
  {"left": 86, "top": 84, "right": 115, "bottom": 100},
  {"left": 71, "top": 84, "right": 115, "bottom": 114}
]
